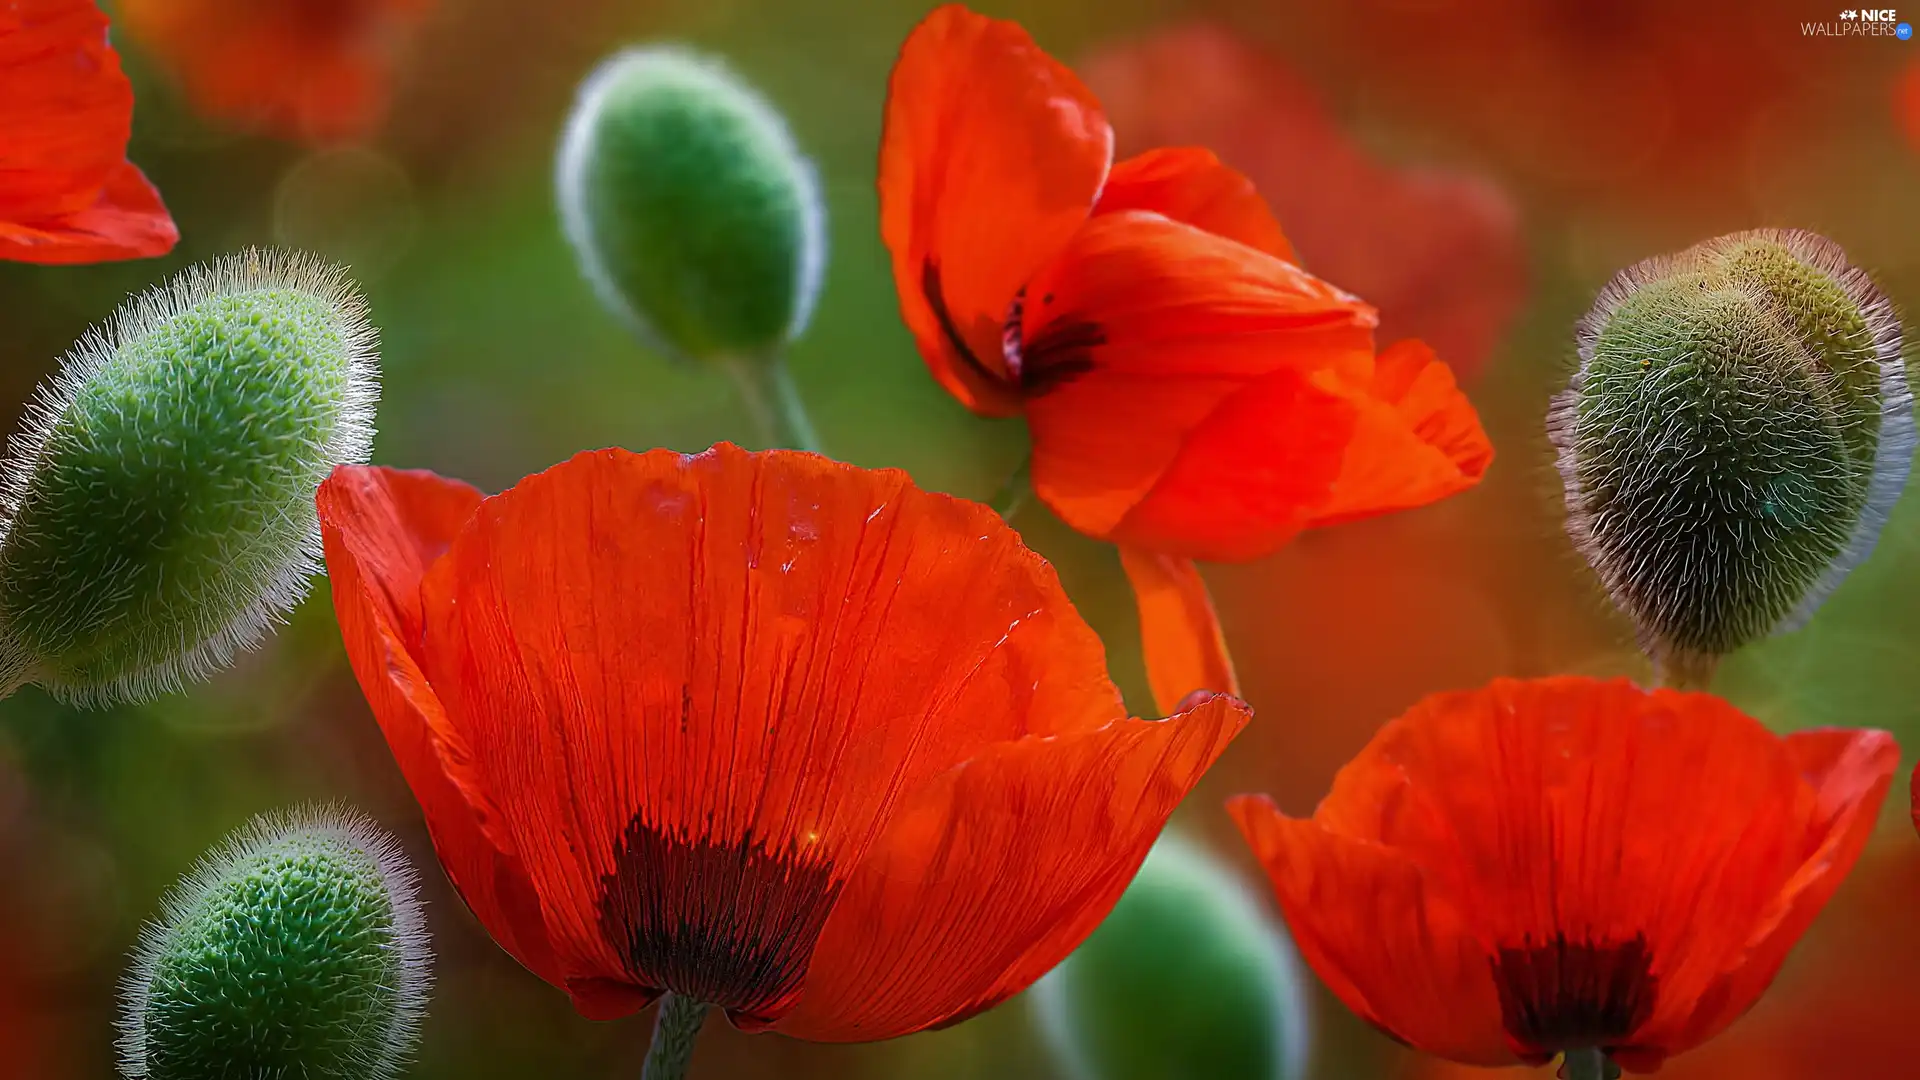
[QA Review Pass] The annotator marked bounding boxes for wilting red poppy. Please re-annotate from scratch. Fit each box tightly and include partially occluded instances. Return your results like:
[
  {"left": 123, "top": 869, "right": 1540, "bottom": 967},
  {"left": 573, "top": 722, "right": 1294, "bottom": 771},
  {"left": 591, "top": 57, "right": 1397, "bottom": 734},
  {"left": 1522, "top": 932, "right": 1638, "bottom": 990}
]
[
  {"left": 318, "top": 443, "right": 1247, "bottom": 1039},
  {"left": 0, "top": 0, "right": 177, "bottom": 264},
  {"left": 880, "top": 4, "right": 1492, "bottom": 715},
  {"left": 1230, "top": 676, "right": 1896, "bottom": 1076},
  {"left": 118, "top": 0, "right": 433, "bottom": 144},
  {"left": 1079, "top": 23, "right": 1525, "bottom": 384}
]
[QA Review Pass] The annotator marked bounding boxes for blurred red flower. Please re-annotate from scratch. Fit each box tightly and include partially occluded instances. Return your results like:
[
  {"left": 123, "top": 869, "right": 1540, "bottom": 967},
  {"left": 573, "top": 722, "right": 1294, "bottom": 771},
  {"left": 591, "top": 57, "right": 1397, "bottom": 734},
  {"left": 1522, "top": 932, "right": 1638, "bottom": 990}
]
[
  {"left": 1899, "top": 63, "right": 1920, "bottom": 154},
  {"left": 1079, "top": 23, "right": 1526, "bottom": 384},
  {"left": 118, "top": 0, "right": 433, "bottom": 144},
  {"left": 1266, "top": 0, "right": 1823, "bottom": 212},
  {"left": 317, "top": 443, "right": 1246, "bottom": 1038},
  {"left": 0, "top": 0, "right": 177, "bottom": 264},
  {"left": 1230, "top": 676, "right": 1896, "bottom": 1075},
  {"left": 880, "top": 4, "right": 1492, "bottom": 715}
]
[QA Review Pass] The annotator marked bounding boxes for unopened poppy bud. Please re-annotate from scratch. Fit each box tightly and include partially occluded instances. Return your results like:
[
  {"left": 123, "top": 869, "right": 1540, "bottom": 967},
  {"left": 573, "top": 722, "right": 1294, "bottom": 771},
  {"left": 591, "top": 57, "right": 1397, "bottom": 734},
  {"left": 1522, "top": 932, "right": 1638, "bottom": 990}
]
[
  {"left": 1549, "top": 229, "right": 1913, "bottom": 684},
  {"left": 556, "top": 46, "right": 826, "bottom": 365},
  {"left": 117, "top": 806, "right": 431, "bottom": 1080},
  {"left": 0, "top": 250, "right": 380, "bottom": 705},
  {"left": 1030, "top": 832, "right": 1311, "bottom": 1080}
]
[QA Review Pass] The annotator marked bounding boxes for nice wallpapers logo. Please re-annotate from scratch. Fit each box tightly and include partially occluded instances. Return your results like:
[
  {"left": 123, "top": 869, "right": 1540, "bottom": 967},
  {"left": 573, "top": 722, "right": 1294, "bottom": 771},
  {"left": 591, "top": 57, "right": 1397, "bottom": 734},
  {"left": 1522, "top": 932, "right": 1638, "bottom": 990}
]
[{"left": 1805, "top": 8, "right": 1915, "bottom": 36}]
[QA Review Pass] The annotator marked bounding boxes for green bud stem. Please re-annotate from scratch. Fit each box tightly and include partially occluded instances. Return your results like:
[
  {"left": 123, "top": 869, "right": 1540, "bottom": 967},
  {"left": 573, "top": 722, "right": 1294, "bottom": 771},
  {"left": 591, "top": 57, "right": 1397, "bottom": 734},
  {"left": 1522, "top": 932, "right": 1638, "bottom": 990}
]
[
  {"left": 641, "top": 992, "right": 709, "bottom": 1080},
  {"left": 1560, "top": 1048, "right": 1620, "bottom": 1080},
  {"left": 989, "top": 456, "right": 1032, "bottom": 522},
  {"left": 722, "top": 355, "right": 823, "bottom": 454}
]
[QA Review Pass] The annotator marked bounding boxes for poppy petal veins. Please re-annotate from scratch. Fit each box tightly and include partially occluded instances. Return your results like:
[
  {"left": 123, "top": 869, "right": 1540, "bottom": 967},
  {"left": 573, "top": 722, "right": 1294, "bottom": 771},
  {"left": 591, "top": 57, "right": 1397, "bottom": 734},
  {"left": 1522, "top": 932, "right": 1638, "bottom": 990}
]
[
  {"left": 327, "top": 443, "right": 1234, "bottom": 1033},
  {"left": 316, "top": 465, "right": 563, "bottom": 986}
]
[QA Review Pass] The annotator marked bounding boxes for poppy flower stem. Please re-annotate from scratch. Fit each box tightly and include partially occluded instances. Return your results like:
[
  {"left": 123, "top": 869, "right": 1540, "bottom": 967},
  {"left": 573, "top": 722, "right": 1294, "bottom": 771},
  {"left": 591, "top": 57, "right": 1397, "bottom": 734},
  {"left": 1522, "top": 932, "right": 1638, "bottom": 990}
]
[
  {"left": 989, "top": 455, "right": 1032, "bottom": 521},
  {"left": 722, "top": 355, "right": 824, "bottom": 455},
  {"left": 641, "top": 992, "right": 710, "bottom": 1080},
  {"left": 1560, "top": 1048, "right": 1620, "bottom": 1080}
]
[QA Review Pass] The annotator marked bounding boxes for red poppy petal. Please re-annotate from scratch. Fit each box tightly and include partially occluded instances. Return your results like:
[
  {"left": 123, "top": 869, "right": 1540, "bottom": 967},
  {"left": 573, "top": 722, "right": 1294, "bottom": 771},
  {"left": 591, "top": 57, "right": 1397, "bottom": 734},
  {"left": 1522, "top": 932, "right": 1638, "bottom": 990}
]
[
  {"left": 317, "top": 465, "right": 563, "bottom": 987},
  {"left": 0, "top": 0, "right": 177, "bottom": 264},
  {"left": 776, "top": 693, "right": 1247, "bottom": 1041},
  {"left": 415, "top": 445, "right": 1129, "bottom": 1022},
  {"left": 1118, "top": 547, "right": 1239, "bottom": 716},
  {"left": 1094, "top": 147, "right": 1294, "bottom": 261},
  {"left": 1300, "top": 677, "right": 1895, "bottom": 1063},
  {"left": 880, "top": 3, "right": 1113, "bottom": 415},
  {"left": 1304, "top": 339, "right": 1493, "bottom": 530},
  {"left": 1228, "top": 794, "right": 1516, "bottom": 1065},
  {"left": 1648, "top": 727, "right": 1897, "bottom": 1056},
  {"left": 1018, "top": 211, "right": 1375, "bottom": 559}
]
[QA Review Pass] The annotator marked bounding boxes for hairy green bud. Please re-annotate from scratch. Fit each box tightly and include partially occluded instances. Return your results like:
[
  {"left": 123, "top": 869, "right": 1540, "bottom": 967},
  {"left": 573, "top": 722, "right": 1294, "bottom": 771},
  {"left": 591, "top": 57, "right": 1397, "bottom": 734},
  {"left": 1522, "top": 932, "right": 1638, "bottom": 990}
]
[
  {"left": 556, "top": 45, "right": 826, "bottom": 364},
  {"left": 1030, "top": 833, "right": 1311, "bottom": 1080},
  {"left": 118, "top": 806, "right": 432, "bottom": 1080},
  {"left": 1550, "top": 229, "right": 1913, "bottom": 684},
  {"left": 0, "top": 250, "right": 380, "bottom": 705}
]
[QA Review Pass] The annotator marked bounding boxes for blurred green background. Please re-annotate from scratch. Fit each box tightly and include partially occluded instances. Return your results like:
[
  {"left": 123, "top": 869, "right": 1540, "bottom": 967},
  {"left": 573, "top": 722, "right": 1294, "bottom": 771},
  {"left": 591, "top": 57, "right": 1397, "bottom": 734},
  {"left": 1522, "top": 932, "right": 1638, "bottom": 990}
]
[{"left": 3, "top": 1, "right": 1919, "bottom": 1077}]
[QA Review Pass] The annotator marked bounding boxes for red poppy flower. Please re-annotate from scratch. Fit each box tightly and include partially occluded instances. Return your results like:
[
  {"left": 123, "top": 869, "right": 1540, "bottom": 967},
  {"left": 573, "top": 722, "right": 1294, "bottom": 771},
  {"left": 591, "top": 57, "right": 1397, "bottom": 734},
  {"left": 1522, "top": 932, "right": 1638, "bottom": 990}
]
[
  {"left": 1079, "top": 22, "right": 1526, "bottom": 384},
  {"left": 1229, "top": 676, "right": 1896, "bottom": 1075},
  {"left": 1405, "top": 848, "right": 1920, "bottom": 1079},
  {"left": 0, "top": 0, "right": 178, "bottom": 264},
  {"left": 118, "top": 0, "right": 433, "bottom": 144},
  {"left": 880, "top": 4, "right": 1492, "bottom": 716},
  {"left": 317, "top": 443, "right": 1247, "bottom": 1038}
]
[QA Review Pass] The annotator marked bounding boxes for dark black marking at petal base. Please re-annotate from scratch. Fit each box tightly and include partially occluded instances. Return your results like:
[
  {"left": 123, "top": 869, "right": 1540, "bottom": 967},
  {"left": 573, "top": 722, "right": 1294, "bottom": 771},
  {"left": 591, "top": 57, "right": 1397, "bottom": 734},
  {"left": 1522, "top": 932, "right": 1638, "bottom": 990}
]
[
  {"left": 597, "top": 815, "right": 841, "bottom": 1016},
  {"left": 1490, "top": 933, "right": 1658, "bottom": 1059},
  {"left": 921, "top": 259, "right": 1009, "bottom": 392}
]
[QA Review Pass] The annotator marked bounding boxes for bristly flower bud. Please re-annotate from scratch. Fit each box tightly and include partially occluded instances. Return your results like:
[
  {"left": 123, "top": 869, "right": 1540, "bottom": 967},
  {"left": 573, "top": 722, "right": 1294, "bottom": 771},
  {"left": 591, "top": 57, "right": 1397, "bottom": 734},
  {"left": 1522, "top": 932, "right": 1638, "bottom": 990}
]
[
  {"left": 1030, "top": 832, "right": 1311, "bottom": 1080},
  {"left": 556, "top": 45, "right": 827, "bottom": 365},
  {"left": 1550, "top": 229, "right": 1914, "bottom": 685},
  {"left": 118, "top": 805, "right": 432, "bottom": 1080},
  {"left": 0, "top": 250, "right": 380, "bottom": 705}
]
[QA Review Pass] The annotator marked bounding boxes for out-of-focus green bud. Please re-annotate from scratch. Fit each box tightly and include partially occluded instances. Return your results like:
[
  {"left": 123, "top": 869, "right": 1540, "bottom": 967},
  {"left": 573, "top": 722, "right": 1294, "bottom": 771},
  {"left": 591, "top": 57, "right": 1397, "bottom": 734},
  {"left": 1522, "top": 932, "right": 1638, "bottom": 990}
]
[
  {"left": 1030, "top": 832, "right": 1311, "bottom": 1080},
  {"left": 556, "top": 45, "right": 826, "bottom": 365},
  {"left": 118, "top": 806, "right": 432, "bottom": 1080},
  {"left": 0, "top": 250, "right": 380, "bottom": 706},
  {"left": 1549, "top": 229, "right": 1913, "bottom": 686}
]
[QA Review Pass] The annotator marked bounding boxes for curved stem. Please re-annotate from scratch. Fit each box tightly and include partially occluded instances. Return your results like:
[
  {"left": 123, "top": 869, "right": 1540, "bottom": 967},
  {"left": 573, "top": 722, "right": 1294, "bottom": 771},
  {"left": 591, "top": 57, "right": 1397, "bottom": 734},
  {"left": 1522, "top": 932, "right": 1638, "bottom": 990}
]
[
  {"left": 988, "top": 455, "right": 1032, "bottom": 521},
  {"left": 641, "top": 992, "right": 709, "bottom": 1080},
  {"left": 1559, "top": 1048, "right": 1619, "bottom": 1080},
  {"left": 721, "top": 355, "right": 823, "bottom": 455}
]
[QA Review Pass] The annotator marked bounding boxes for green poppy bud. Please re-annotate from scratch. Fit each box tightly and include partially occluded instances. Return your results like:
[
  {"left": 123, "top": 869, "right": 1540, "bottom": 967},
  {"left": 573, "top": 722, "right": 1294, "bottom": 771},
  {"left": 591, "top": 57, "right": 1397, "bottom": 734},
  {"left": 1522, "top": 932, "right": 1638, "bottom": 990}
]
[
  {"left": 0, "top": 250, "right": 380, "bottom": 705},
  {"left": 556, "top": 45, "right": 827, "bottom": 365},
  {"left": 1030, "top": 832, "right": 1311, "bottom": 1080},
  {"left": 118, "top": 806, "right": 432, "bottom": 1080},
  {"left": 1550, "top": 229, "right": 1913, "bottom": 685}
]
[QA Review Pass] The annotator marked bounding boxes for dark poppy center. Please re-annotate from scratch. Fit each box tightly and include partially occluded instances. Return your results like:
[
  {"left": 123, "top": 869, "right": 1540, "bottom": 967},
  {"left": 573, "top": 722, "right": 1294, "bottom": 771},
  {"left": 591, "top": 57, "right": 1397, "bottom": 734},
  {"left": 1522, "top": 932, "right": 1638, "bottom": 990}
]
[
  {"left": 1489, "top": 932, "right": 1658, "bottom": 1059},
  {"left": 597, "top": 813, "right": 841, "bottom": 1017},
  {"left": 920, "top": 261, "right": 1103, "bottom": 396}
]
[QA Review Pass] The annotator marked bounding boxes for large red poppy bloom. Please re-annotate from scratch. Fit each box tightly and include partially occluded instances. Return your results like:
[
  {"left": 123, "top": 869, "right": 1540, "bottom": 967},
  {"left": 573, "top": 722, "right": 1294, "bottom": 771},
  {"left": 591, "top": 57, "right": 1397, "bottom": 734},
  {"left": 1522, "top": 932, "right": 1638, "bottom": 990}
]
[
  {"left": 1230, "top": 676, "right": 1896, "bottom": 1075},
  {"left": 318, "top": 443, "right": 1247, "bottom": 1038},
  {"left": 880, "top": 4, "right": 1492, "bottom": 715},
  {"left": 0, "top": 0, "right": 177, "bottom": 264},
  {"left": 1079, "top": 22, "right": 1526, "bottom": 384},
  {"left": 118, "top": 0, "right": 433, "bottom": 144}
]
